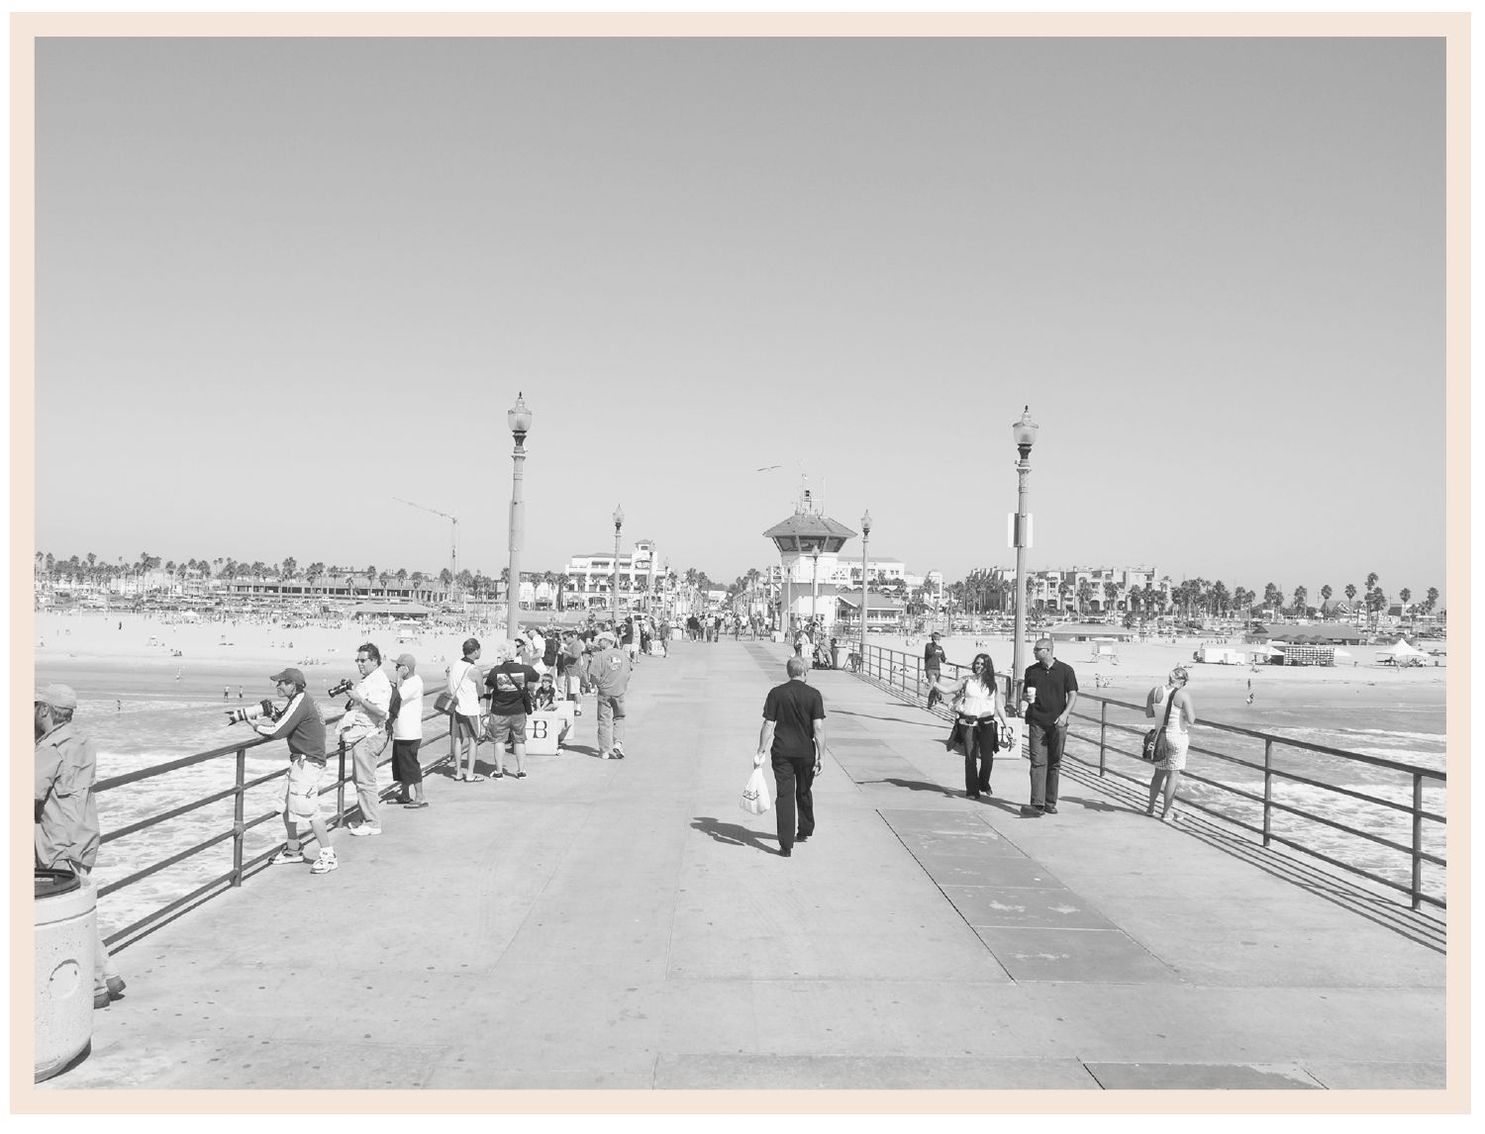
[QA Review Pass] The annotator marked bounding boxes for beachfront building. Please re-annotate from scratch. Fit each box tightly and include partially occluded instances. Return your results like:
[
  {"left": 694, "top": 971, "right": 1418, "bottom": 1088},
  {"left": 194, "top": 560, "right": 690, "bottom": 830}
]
[
  {"left": 560, "top": 539, "right": 659, "bottom": 611},
  {"left": 987, "top": 564, "right": 1173, "bottom": 619}
]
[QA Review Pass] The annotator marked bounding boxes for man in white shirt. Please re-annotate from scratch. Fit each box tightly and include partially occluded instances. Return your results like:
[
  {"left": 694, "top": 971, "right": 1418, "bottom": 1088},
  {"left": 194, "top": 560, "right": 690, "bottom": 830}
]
[
  {"left": 390, "top": 653, "right": 427, "bottom": 809},
  {"left": 339, "top": 641, "right": 392, "bottom": 835}
]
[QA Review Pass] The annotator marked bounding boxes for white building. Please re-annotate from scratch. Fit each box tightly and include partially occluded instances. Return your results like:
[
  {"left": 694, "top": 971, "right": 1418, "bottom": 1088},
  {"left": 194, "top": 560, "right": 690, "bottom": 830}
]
[{"left": 562, "top": 539, "right": 659, "bottom": 608}]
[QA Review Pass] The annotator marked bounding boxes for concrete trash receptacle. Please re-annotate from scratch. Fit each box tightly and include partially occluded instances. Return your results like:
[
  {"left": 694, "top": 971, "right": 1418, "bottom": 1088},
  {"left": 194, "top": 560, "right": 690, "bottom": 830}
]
[
  {"left": 833, "top": 643, "right": 849, "bottom": 668},
  {"left": 34, "top": 866, "right": 95, "bottom": 1081}
]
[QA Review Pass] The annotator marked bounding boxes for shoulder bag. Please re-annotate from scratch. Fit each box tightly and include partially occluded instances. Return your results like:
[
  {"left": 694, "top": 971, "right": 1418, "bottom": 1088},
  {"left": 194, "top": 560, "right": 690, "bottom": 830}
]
[{"left": 1142, "top": 688, "right": 1177, "bottom": 762}]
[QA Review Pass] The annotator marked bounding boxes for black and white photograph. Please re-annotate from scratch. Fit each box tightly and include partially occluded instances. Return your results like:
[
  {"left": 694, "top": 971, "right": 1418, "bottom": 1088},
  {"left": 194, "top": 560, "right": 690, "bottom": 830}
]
[{"left": 16, "top": 12, "right": 1466, "bottom": 1114}]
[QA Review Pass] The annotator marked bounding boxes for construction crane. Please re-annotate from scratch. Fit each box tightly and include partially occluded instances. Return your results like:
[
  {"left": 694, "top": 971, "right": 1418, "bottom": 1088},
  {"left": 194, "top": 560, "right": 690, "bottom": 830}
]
[{"left": 393, "top": 497, "right": 459, "bottom": 600}]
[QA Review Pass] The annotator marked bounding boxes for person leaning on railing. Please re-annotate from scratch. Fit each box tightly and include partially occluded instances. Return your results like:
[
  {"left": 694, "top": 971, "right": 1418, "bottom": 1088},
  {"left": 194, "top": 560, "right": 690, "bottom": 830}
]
[
  {"left": 35, "top": 682, "right": 127, "bottom": 1008},
  {"left": 256, "top": 667, "right": 339, "bottom": 876}
]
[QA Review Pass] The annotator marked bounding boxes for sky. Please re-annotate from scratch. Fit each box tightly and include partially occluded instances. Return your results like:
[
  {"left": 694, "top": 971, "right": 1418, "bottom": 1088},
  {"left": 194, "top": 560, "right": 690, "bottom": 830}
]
[{"left": 31, "top": 32, "right": 1451, "bottom": 604}]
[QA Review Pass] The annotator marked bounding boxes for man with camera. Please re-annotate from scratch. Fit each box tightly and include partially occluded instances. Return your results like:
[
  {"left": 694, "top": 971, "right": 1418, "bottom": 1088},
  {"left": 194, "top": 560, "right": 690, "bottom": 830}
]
[
  {"left": 339, "top": 642, "right": 392, "bottom": 836},
  {"left": 252, "top": 668, "right": 338, "bottom": 874}
]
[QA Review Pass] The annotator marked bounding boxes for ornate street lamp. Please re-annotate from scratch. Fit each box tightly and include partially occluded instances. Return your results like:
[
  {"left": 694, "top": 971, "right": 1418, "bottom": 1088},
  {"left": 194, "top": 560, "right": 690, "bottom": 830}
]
[
  {"left": 860, "top": 510, "right": 871, "bottom": 645},
  {"left": 506, "top": 393, "right": 533, "bottom": 642},
  {"left": 612, "top": 505, "right": 625, "bottom": 617},
  {"left": 1011, "top": 405, "right": 1039, "bottom": 706}
]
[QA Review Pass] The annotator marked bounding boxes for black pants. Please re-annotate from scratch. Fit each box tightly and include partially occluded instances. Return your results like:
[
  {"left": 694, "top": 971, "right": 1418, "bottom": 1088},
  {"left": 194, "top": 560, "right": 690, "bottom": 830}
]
[
  {"left": 771, "top": 751, "right": 816, "bottom": 852},
  {"left": 955, "top": 717, "right": 994, "bottom": 797}
]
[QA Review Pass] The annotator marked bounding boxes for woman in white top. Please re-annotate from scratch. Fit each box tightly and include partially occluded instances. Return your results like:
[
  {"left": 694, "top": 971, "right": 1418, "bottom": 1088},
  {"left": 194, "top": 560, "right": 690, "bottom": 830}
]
[
  {"left": 1145, "top": 666, "right": 1196, "bottom": 820},
  {"left": 447, "top": 638, "right": 485, "bottom": 782},
  {"left": 931, "top": 653, "right": 1008, "bottom": 800}
]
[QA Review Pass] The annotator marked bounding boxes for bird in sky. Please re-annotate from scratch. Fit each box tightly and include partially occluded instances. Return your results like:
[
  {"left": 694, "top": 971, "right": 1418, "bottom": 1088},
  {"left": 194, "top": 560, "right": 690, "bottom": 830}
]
[{"left": 756, "top": 465, "right": 781, "bottom": 472}]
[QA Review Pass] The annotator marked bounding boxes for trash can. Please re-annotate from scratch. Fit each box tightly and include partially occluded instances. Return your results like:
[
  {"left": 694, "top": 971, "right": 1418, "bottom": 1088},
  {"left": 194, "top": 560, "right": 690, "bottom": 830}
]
[
  {"left": 34, "top": 867, "right": 95, "bottom": 1082},
  {"left": 833, "top": 642, "right": 849, "bottom": 669}
]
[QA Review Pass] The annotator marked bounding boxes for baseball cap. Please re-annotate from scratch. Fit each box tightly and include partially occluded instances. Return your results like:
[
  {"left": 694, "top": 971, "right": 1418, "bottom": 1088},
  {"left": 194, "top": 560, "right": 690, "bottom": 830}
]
[
  {"left": 269, "top": 667, "right": 306, "bottom": 686},
  {"left": 396, "top": 653, "right": 417, "bottom": 674},
  {"left": 596, "top": 630, "right": 616, "bottom": 644},
  {"left": 35, "top": 683, "right": 78, "bottom": 710}
]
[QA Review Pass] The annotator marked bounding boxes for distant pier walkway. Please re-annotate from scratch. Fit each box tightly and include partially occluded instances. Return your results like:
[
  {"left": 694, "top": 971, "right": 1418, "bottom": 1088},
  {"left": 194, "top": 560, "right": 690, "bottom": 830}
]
[{"left": 45, "top": 638, "right": 1446, "bottom": 1093}]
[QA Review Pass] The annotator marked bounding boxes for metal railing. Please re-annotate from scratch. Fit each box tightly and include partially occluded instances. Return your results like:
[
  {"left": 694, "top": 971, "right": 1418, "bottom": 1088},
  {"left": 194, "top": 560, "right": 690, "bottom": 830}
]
[
  {"left": 92, "top": 685, "right": 457, "bottom": 950},
  {"left": 845, "top": 641, "right": 1446, "bottom": 912}
]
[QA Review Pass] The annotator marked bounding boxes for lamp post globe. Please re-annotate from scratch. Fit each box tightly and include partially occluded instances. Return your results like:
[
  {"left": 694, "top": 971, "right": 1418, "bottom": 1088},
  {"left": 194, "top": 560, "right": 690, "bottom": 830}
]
[{"left": 506, "top": 392, "right": 533, "bottom": 643}]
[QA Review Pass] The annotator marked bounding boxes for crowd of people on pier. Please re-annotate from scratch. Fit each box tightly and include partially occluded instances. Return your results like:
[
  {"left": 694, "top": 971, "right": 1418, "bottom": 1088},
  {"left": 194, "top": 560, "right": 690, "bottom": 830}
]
[{"left": 36, "top": 610, "right": 1199, "bottom": 1018}]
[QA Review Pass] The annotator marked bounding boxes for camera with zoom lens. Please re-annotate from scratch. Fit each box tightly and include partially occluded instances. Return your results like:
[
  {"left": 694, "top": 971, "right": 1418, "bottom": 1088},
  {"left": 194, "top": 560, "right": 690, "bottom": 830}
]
[
  {"left": 225, "top": 699, "right": 281, "bottom": 725},
  {"left": 327, "top": 678, "right": 354, "bottom": 698}
]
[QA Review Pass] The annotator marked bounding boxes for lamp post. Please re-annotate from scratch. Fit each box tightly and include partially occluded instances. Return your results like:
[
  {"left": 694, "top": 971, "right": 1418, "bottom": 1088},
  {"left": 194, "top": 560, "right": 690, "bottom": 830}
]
[
  {"left": 506, "top": 392, "right": 533, "bottom": 643},
  {"left": 808, "top": 541, "right": 822, "bottom": 628},
  {"left": 1011, "top": 405, "right": 1039, "bottom": 707},
  {"left": 612, "top": 505, "right": 624, "bottom": 619},
  {"left": 860, "top": 510, "right": 871, "bottom": 645}
]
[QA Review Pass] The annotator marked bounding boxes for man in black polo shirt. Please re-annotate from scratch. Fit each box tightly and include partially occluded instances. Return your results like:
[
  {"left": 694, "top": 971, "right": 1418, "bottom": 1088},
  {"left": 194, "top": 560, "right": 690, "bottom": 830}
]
[
  {"left": 1019, "top": 637, "right": 1079, "bottom": 818},
  {"left": 755, "top": 657, "right": 830, "bottom": 857}
]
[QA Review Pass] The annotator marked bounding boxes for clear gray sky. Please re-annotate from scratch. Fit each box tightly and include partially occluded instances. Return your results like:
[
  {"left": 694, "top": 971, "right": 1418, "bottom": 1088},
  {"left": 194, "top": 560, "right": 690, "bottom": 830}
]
[{"left": 34, "top": 35, "right": 1448, "bottom": 602}]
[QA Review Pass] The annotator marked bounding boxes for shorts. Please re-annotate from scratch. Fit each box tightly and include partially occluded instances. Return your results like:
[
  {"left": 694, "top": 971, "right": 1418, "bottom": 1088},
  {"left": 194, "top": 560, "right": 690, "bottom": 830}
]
[
  {"left": 391, "top": 738, "right": 423, "bottom": 783},
  {"left": 285, "top": 757, "right": 327, "bottom": 823},
  {"left": 485, "top": 713, "right": 528, "bottom": 744},
  {"left": 454, "top": 713, "right": 481, "bottom": 741}
]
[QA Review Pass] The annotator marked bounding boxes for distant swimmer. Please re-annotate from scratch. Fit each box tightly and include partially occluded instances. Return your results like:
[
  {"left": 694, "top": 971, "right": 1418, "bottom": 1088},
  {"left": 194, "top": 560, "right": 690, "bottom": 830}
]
[
  {"left": 116, "top": 700, "right": 121, "bottom": 712},
  {"left": 175, "top": 670, "right": 182, "bottom": 681},
  {"left": 223, "top": 686, "right": 229, "bottom": 700},
  {"left": 238, "top": 686, "right": 244, "bottom": 699},
  {"left": 1246, "top": 692, "right": 1255, "bottom": 706}
]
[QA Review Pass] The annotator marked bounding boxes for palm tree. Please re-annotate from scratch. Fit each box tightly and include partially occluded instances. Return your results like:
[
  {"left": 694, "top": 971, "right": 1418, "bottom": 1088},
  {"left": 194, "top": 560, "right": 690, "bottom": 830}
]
[
  {"left": 1102, "top": 581, "right": 1119, "bottom": 615},
  {"left": 1320, "top": 584, "right": 1333, "bottom": 618},
  {"left": 1292, "top": 585, "right": 1308, "bottom": 618},
  {"left": 1263, "top": 582, "right": 1282, "bottom": 619}
]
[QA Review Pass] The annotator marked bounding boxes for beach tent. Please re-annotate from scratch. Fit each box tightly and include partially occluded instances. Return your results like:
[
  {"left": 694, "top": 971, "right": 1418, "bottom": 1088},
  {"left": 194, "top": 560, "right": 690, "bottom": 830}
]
[{"left": 1379, "top": 638, "right": 1427, "bottom": 659}]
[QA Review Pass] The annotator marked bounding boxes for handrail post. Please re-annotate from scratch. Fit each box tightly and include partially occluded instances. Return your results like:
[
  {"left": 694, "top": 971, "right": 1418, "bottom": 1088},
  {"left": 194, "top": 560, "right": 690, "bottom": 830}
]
[
  {"left": 1411, "top": 772, "right": 1424, "bottom": 911},
  {"left": 336, "top": 736, "right": 347, "bottom": 821},
  {"left": 1262, "top": 738, "right": 1274, "bottom": 847},
  {"left": 1098, "top": 700, "right": 1108, "bottom": 777},
  {"left": 231, "top": 747, "right": 246, "bottom": 886}
]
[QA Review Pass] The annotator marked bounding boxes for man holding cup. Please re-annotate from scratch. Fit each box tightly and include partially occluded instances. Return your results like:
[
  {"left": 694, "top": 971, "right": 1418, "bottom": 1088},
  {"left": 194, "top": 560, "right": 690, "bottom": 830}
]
[{"left": 1019, "top": 638, "right": 1078, "bottom": 818}]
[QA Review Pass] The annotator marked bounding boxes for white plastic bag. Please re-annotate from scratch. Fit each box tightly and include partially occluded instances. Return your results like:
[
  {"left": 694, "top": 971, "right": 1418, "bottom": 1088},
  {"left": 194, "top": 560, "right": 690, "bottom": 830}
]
[{"left": 741, "top": 765, "right": 772, "bottom": 815}]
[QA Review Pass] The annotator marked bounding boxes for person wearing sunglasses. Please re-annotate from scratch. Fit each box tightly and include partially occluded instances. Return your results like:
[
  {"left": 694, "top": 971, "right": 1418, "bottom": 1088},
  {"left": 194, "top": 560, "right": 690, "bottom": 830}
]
[{"left": 930, "top": 653, "right": 1008, "bottom": 800}]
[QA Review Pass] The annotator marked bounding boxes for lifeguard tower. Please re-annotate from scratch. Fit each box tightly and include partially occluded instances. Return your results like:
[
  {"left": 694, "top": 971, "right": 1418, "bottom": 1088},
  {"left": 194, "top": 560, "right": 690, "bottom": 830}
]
[{"left": 763, "top": 490, "right": 856, "bottom": 635}]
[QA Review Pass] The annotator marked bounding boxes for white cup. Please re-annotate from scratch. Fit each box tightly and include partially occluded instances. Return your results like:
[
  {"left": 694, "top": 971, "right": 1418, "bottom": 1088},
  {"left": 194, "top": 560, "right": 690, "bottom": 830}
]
[{"left": 1024, "top": 687, "right": 1037, "bottom": 705}]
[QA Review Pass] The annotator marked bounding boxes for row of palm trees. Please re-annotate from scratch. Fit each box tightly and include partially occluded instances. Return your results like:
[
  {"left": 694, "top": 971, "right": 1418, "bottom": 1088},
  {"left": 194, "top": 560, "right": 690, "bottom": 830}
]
[{"left": 35, "top": 550, "right": 723, "bottom": 614}]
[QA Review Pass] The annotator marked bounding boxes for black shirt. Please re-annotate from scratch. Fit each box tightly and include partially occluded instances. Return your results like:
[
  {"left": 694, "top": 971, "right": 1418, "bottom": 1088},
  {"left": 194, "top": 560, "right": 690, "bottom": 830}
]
[
  {"left": 763, "top": 679, "right": 825, "bottom": 761},
  {"left": 924, "top": 640, "right": 946, "bottom": 672},
  {"left": 1022, "top": 658, "right": 1079, "bottom": 727}
]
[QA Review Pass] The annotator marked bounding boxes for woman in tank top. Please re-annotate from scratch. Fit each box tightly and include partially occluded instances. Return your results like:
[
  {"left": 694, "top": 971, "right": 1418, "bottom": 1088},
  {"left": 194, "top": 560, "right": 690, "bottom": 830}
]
[{"left": 1145, "top": 666, "right": 1196, "bottom": 821}]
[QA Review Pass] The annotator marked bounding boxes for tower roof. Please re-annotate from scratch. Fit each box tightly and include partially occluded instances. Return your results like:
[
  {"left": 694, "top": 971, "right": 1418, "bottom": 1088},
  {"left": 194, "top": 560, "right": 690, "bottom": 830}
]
[{"left": 762, "top": 511, "right": 857, "bottom": 554}]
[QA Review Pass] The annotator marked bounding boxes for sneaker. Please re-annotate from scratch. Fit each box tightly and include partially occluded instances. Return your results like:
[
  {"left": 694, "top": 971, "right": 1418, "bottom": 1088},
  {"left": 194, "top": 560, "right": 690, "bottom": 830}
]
[
  {"left": 270, "top": 847, "right": 308, "bottom": 865},
  {"left": 105, "top": 975, "right": 126, "bottom": 998},
  {"left": 310, "top": 850, "right": 338, "bottom": 874},
  {"left": 601, "top": 750, "right": 618, "bottom": 760},
  {"left": 1019, "top": 805, "right": 1044, "bottom": 818},
  {"left": 347, "top": 825, "right": 382, "bottom": 837}
]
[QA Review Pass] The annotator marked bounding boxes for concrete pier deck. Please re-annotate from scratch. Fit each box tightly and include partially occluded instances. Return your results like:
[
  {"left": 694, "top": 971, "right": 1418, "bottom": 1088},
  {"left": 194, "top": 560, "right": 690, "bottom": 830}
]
[{"left": 41, "top": 638, "right": 1448, "bottom": 1096}]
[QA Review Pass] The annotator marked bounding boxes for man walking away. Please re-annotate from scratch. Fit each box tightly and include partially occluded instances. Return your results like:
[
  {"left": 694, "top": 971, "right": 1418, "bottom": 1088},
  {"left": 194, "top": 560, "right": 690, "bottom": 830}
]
[
  {"left": 1019, "top": 637, "right": 1079, "bottom": 818},
  {"left": 755, "top": 657, "right": 829, "bottom": 857},
  {"left": 35, "top": 683, "right": 126, "bottom": 1008},
  {"left": 585, "top": 629, "right": 633, "bottom": 760}
]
